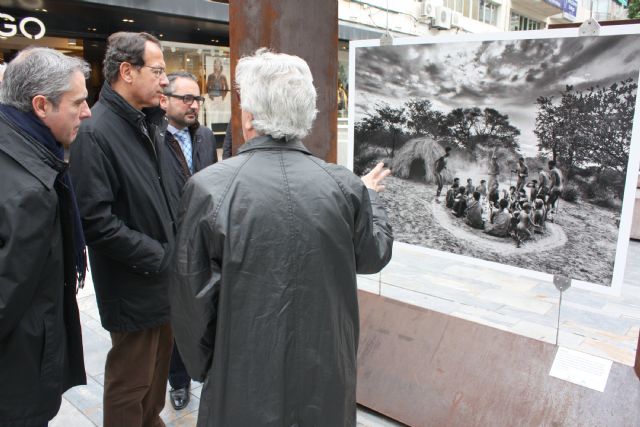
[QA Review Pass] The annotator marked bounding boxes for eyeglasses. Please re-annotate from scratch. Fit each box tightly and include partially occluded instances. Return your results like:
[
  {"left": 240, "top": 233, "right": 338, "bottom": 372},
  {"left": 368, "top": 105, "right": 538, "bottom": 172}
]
[
  {"left": 166, "top": 94, "right": 205, "bottom": 105},
  {"left": 141, "top": 65, "right": 166, "bottom": 78}
]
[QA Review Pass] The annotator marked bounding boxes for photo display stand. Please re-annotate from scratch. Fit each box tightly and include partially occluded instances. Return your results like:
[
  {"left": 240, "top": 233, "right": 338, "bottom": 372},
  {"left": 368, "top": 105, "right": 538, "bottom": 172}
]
[{"left": 351, "top": 21, "right": 640, "bottom": 426}]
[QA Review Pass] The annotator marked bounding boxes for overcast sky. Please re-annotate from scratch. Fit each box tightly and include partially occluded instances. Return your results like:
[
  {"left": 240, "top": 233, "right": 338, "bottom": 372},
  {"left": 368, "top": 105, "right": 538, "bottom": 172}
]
[{"left": 354, "top": 34, "right": 640, "bottom": 156}]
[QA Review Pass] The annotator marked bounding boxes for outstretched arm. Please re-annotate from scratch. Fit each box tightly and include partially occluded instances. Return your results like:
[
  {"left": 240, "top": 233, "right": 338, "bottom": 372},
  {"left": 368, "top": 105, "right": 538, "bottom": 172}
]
[{"left": 355, "top": 162, "right": 394, "bottom": 274}]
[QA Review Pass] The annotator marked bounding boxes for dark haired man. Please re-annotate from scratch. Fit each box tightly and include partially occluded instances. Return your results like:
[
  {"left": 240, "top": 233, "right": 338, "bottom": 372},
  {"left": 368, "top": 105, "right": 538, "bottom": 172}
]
[
  {"left": 547, "top": 160, "right": 563, "bottom": 214},
  {"left": 160, "top": 71, "right": 218, "bottom": 410},
  {"left": 466, "top": 191, "right": 484, "bottom": 229},
  {"left": 434, "top": 146, "right": 451, "bottom": 200},
  {"left": 445, "top": 177, "right": 460, "bottom": 209},
  {"left": 512, "top": 157, "right": 528, "bottom": 192},
  {"left": 70, "top": 32, "right": 174, "bottom": 426}
]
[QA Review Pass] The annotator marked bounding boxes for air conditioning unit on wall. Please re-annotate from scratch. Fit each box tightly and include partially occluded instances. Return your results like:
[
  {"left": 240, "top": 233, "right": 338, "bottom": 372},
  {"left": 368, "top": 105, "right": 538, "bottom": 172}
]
[
  {"left": 451, "top": 10, "right": 462, "bottom": 28},
  {"left": 433, "top": 6, "right": 452, "bottom": 29},
  {"left": 421, "top": 0, "right": 444, "bottom": 19}
]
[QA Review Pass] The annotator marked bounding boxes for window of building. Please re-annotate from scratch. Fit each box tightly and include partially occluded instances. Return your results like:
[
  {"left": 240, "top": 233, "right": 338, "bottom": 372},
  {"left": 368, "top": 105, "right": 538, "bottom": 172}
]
[
  {"left": 443, "top": 0, "right": 500, "bottom": 25},
  {"left": 509, "top": 12, "right": 544, "bottom": 31},
  {"left": 444, "top": 0, "right": 472, "bottom": 17},
  {"left": 478, "top": 0, "right": 498, "bottom": 25},
  {"left": 162, "top": 41, "right": 231, "bottom": 134}
]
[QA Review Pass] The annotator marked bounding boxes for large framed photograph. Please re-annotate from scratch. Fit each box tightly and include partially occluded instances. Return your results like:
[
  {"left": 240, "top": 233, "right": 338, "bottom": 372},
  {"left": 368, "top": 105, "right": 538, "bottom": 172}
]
[{"left": 349, "top": 26, "right": 640, "bottom": 293}]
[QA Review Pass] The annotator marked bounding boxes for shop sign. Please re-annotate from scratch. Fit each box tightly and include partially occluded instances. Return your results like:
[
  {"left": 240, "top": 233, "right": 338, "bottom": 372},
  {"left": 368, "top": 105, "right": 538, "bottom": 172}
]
[
  {"left": 563, "top": 0, "right": 578, "bottom": 21},
  {"left": 543, "top": 0, "right": 563, "bottom": 8},
  {"left": 0, "top": 13, "right": 46, "bottom": 40}
]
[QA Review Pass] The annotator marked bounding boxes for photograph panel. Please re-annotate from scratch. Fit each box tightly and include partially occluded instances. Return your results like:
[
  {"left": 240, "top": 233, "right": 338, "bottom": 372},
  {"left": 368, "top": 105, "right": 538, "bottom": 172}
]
[{"left": 352, "top": 30, "right": 640, "bottom": 288}]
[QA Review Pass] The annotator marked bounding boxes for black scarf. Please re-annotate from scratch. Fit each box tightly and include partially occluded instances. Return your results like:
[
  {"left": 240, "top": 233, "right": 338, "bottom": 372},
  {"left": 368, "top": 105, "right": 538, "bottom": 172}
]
[{"left": 0, "top": 104, "right": 87, "bottom": 290}]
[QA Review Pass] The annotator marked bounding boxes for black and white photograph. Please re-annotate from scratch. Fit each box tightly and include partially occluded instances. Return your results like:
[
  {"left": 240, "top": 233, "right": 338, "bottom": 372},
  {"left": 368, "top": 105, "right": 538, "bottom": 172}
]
[{"left": 350, "top": 29, "right": 640, "bottom": 288}]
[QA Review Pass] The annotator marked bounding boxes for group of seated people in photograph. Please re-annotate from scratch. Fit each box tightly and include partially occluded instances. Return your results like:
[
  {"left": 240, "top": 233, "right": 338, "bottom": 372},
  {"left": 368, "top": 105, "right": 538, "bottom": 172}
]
[{"left": 443, "top": 160, "right": 563, "bottom": 247}]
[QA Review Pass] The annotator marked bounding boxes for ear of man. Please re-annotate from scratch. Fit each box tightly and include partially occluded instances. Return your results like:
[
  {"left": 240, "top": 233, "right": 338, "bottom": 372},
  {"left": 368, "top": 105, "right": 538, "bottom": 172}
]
[{"left": 32, "top": 95, "right": 51, "bottom": 119}]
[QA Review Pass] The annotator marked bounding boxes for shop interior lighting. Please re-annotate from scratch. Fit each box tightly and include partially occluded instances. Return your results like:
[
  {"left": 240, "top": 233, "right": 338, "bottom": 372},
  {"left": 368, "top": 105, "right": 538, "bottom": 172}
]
[
  {"left": 122, "top": 18, "right": 134, "bottom": 23},
  {"left": 68, "top": 39, "right": 77, "bottom": 46}
]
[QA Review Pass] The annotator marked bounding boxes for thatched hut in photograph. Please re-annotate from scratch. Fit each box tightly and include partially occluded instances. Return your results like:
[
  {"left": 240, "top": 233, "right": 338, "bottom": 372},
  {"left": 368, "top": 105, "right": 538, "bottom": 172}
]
[{"left": 391, "top": 137, "right": 453, "bottom": 184}]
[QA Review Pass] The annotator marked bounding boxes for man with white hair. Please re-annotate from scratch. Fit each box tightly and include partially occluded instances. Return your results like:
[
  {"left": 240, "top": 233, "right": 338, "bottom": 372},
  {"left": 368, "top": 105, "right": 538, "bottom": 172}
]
[
  {"left": 170, "top": 48, "right": 393, "bottom": 426},
  {"left": 0, "top": 47, "right": 91, "bottom": 426}
]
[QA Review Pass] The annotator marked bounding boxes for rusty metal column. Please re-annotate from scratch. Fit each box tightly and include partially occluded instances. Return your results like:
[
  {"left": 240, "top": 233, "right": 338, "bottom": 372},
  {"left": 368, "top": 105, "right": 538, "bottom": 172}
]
[{"left": 229, "top": 1, "right": 338, "bottom": 162}]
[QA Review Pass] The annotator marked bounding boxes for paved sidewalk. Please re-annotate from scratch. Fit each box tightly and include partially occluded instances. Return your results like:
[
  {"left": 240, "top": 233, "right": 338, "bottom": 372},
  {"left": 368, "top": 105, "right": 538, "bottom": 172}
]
[
  {"left": 359, "top": 240, "right": 640, "bottom": 367},
  {"left": 51, "top": 241, "right": 640, "bottom": 426},
  {"left": 51, "top": 273, "right": 403, "bottom": 426}
]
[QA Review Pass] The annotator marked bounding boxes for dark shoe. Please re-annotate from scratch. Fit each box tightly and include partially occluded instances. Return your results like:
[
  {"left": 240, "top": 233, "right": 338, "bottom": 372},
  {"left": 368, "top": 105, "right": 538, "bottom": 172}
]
[{"left": 169, "top": 385, "right": 190, "bottom": 410}]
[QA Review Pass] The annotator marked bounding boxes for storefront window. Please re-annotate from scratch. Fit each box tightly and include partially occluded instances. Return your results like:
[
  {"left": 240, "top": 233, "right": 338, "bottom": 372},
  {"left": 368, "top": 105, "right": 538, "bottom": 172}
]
[
  {"left": 162, "top": 41, "right": 230, "bottom": 133},
  {"left": 338, "top": 40, "right": 349, "bottom": 119}
]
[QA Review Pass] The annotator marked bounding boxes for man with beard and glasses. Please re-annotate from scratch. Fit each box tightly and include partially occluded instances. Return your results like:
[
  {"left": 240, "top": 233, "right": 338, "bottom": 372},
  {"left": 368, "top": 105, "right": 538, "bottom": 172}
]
[{"left": 159, "top": 71, "right": 218, "bottom": 411}]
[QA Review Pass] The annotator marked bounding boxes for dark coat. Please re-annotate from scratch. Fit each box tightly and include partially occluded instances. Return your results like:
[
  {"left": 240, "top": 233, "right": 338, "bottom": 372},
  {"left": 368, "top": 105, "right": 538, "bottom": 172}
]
[
  {"left": 0, "top": 112, "right": 86, "bottom": 426},
  {"left": 170, "top": 136, "right": 393, "bottom": 427},
  {"left": 222, "top": 120, "right": 232, "bottom": 160},
  {"left": 162, "top": 122, "right": 218, "bottom": 215},
  {"left": 70, "top": 83, "right": 175, "bottom": 332}
]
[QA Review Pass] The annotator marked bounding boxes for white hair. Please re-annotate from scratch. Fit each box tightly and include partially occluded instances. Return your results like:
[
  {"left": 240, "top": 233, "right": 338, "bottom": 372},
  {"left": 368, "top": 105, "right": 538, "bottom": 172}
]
[{"left": 235, "top": 48, "right": 317, "bottom": 141}]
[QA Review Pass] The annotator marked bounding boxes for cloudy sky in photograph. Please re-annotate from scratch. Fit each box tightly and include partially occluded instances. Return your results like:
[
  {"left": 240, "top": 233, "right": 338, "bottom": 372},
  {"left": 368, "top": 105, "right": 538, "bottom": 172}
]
[{"left": 354, "top": 34, "right": 640, "bottom": 156}]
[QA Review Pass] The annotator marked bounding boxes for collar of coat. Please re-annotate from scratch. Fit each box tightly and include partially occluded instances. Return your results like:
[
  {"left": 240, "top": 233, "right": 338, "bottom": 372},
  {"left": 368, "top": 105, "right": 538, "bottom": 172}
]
[
  {"left": 237, "top": 135, "right": 312, "bottom": 156},
  {"left": 99, "top": 82, "right": 166, "bottom": 129},
  {"left": 0, "top": 108, "right": 66, "bottom": 190}
]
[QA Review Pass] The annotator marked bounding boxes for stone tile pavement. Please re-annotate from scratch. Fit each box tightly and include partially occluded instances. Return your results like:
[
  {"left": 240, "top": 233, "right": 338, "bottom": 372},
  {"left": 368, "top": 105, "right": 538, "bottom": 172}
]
[
  {"left": 359, "top": 240, "right": 640, "bottom": 367},
  {"left": 51, "top": 240, "right": 640, "bottom": 426},
  {"left": 51, "top": 272, "right": 404, "bottom": 426}
]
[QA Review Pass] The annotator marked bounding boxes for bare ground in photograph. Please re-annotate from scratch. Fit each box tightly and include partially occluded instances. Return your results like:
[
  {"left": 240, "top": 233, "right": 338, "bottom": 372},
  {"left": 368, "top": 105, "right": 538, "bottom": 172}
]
[{"left": 378, "top": 176, "right": 620, "bottom": 286}]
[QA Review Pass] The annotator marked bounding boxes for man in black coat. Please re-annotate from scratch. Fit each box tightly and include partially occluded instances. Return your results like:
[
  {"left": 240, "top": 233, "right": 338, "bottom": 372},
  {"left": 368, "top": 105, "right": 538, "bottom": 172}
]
[
  {"left": 171, "top": 48, "right": 393, "bottom": 427},
  {"left": 159, "top": 71, "right": 218, "bottom": 410},
  {"left": 0, "top": 47, "right": 91, "bottom": 426},
  {"left": 69, "top": 32, "right": 175, "bottom": 426}
]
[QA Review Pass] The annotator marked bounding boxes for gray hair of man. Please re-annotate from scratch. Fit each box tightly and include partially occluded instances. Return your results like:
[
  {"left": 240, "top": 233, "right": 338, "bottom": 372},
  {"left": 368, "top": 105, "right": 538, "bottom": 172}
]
[
  {"left": 165, "top": 71, "right": 198, "bottom": 95},
  {"left": 0, "top": 47, "right": 90, "bottom": 112},
  {"left": 235, "top": 48, "right": 317, "bottom": 141}
]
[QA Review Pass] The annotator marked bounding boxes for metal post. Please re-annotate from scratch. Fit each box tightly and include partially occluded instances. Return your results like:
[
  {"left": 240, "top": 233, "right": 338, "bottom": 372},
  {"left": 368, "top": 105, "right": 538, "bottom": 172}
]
[{"left": 229, "top": 0, "right": 338, "bottom": 162}]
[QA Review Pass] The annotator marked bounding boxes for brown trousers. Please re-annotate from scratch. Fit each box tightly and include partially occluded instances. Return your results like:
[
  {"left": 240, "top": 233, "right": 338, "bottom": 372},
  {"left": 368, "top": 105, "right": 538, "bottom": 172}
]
[{"left": 103, "top": 322, "right": 173, "bottom": 427}]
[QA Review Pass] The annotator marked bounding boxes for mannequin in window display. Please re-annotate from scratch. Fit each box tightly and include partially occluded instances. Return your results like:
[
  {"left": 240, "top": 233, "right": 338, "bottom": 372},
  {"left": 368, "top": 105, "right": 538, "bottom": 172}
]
[
  {"left": 204, "top": 57, "right": 230, "bottom": 129},
  {"left": 337, "top": 80, "right": 348, "bottom": 114},
  {"left": 206, "top": 58, "right": 228, "bottom": 101}
]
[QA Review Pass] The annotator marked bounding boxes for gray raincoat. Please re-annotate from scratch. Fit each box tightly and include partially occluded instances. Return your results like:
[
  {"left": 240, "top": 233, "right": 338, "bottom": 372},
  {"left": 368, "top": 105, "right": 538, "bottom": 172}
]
[{"left": 170, "top": 135, "right": 393, "bottom": 427}]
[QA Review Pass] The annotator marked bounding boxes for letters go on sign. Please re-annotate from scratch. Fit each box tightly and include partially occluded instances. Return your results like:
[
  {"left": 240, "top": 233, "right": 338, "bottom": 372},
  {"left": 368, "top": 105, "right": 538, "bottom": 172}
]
[{"left": 0, "top": 13, "right": 46, "bottom": 39}]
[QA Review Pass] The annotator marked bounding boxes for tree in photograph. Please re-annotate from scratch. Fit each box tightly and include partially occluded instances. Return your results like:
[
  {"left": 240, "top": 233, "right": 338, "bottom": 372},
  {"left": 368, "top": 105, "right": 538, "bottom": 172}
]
[
  {"left": 581, "top": 79, "right": 637, "bottom": 194},
  {"left": 629, "top": 0, "right": 640, "bottom": 19},
  {"left": 475, "top": 108, "right": 521, "bottom": 151},
  {"left": 404, "top": 98, "right": 446, "bottom": 139},
  {"left": 442, "top": 107, "right": 481, "bottom": 150},
  {"left": 442, "top": 107, "right": 520, "bottom": 154},
  {"left": 535, "top": 80, "right": 637, "bottom": 199},
  {"left": 535, "top": 86, "right": 590, "bottom": 175},
  {"left": 534, "top": 95, "right": 561, "bottom": 161},
  {"left": 354, "top": 102, "right": 406, "bottom": 159}
]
